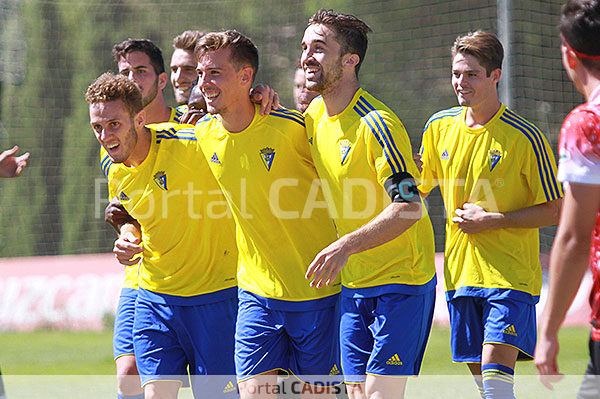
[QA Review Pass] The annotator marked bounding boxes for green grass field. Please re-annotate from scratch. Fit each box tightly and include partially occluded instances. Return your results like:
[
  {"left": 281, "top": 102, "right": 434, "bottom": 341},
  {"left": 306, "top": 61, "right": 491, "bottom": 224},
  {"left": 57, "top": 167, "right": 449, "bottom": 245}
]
[{"left": 0, "top": 326, "right": 590, "bottom": 398}]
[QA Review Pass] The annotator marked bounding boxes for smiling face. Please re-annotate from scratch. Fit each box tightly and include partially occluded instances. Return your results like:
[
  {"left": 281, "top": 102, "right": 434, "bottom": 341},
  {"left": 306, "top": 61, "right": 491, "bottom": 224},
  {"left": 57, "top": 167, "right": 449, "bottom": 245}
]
[
  {"left": 170, "top": 48, "right": 198, "bottom": 105},
  {"left": 301, "top": 24, "right": 344, "bottom": 95},
  {"left": 196, "top": 47, "right": 252, "bottom": 116},
  {"left": 451, "top": 52, "right": 500, "bottom": 109},
  {"left": 118, "top": 51, "right": 163, "bottom": 108},
  {"left": 89, "top": 100, "right": 142, "bottom": 165}
]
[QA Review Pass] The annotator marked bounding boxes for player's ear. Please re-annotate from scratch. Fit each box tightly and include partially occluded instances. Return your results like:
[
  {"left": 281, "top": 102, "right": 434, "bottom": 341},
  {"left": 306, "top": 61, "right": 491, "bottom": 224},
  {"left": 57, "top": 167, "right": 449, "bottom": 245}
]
[
  {"left": 134, "top": 109, "right": 146, "bottom": 129},
  {"left": 240, "top": 66, "right": 253, "bottom": 86},
  {"left": 158, "top": 72, "right": 168, "bottom": 90},
  {"left": 342, "top": 54, "right": 360, "bottom": 69},
  {"left": 491, "top": 68, "right": 501, "bottom": 83}
]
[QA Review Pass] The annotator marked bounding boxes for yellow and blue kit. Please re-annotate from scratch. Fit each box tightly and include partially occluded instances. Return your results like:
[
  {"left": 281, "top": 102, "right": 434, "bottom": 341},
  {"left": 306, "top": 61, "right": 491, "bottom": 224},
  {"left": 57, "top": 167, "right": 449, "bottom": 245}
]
[
  {"left": 103, "top": 123, "right": 238, "bottom": 392},
  {"left": 419, "top": 104, "right": 562, "bottom": 304},
  {"left": 103, "top": 123, "right": 237, "bottom": 302},
  {"left": 196, "top": 105, "right": 341, "bottom": 382},
  {"left": 304, "top": 88, "right": 436, "bottom": 380},
  {"left": 304, "top": 88, "right": 436, "bottom": 295},
  {"left": 196, "top": 105, "right": 339, "bottom": 308}
]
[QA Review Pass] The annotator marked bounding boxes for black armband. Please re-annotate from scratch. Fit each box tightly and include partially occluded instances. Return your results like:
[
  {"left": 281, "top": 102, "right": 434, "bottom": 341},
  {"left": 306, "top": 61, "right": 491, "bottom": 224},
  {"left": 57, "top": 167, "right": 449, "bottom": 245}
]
[{"left": 384, "top": 172, "right": 420, "bottom": 203}]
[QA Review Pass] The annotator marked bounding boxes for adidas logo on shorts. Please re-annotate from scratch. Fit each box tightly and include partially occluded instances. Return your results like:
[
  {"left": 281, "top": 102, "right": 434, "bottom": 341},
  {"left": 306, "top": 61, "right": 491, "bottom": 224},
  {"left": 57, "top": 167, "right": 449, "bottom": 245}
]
[
  {"left": 503, "top": 325, "right": 518, "bottom": 336},
  {"left": 386, "top": 354, "right": 403, "bottom": 366},
  {"left": 329, "top": 364, "right": 341, "bottom": 375},
  {"left": 223, "top": 381, "right": 236, "bottom": 393}
]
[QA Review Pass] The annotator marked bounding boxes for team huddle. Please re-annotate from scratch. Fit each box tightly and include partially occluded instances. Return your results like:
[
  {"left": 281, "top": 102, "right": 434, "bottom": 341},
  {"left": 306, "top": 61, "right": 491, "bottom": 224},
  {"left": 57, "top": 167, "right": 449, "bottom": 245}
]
[{"left": 85, "top": 2, "right": 600, "bottom": 399}]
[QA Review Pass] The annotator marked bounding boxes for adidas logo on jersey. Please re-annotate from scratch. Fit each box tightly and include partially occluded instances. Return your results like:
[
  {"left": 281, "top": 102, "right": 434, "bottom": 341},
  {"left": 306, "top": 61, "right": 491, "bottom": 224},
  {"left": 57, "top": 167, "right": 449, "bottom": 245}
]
[
  {"left": 308, "top": 137, "right": 313, "bottom": 145},
  {"left": 223, "top": 381, "right": 236, "bottom": 393},
  {"left": 211, "top": 152, "right": 221, "bottom": 165},
  {"left": 503, "top": 325, "right": 518, "bottom": 336},
  {"left": 386, "top": 354, "right": 403, "bottom": 366},
  {"left": 441, "top": 149, "right": 449, "bottom": 160},
  {"left": 329, "top": 364, "right": 340, "bottom": 375},
  {"left": 119, "top": 191, "right": 130, "bottom": 201}
]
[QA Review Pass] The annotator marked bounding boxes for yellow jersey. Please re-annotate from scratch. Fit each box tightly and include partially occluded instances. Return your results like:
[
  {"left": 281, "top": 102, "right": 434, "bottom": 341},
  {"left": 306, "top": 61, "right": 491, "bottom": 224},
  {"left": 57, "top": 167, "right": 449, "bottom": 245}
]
[
  {"left": 419, "top": 104, "right": 562, "bottom": 303},
  {"left": 304, "top": 88, "right": 436, "bottom": 296},
  {"left": 100, "top": 106, "right": 191, "bottom": 290},
  {"left": 104, "top": 123, "right": 237, "bottom": 304},
  {"left": 196, "top": 105, "right": 339, "bottom": 310}
]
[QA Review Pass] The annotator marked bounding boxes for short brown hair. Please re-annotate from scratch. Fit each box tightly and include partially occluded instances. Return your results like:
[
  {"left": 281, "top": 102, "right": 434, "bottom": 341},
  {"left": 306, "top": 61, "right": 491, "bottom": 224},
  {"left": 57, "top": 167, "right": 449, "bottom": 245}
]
[
  {"left": 112, "top": 38, "right": 165, "bottom": 75},
  {"left": 85, "top": 72, "right": 143, "bottom": 116},
  {"left": 451, "top": 31, "right": 503, "bottom": 76},
  {"left": 173, "top": 30, "right": 205, "bottom": 52},
  {"left": 195, "top": 30, "right": 259, "bottom": 83},
  {"left": 307, "top": 9, "right": 372, "bottom": 76}
]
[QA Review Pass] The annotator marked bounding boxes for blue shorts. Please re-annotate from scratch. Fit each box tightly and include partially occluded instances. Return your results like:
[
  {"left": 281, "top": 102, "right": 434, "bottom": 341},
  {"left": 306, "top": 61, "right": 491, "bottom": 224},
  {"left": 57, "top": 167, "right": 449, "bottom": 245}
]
[
  {"left": 113, "top": 287, "right": 137, "bottom": 359},
  {"left": 340, "top": 291, "right": 435, "bottom": 383},
  {"left": 133, "top": 295, "right": 238, "bottom": 398},
  {"left": 448, "top": 296, "right": 536, "bottom": 362},
  {"left": 235, "top": 289, "right": 342, "bottom": 385}
]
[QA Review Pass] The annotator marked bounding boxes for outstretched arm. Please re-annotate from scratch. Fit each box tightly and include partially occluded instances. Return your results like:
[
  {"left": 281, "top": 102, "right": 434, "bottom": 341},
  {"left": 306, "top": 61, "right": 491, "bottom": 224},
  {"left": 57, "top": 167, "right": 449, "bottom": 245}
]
[
  {"left": 306, "top": 200, "right": 421, "bottom": 288},
  {"left": 535, "top": 183, "right": 600, "bottom": 389}
]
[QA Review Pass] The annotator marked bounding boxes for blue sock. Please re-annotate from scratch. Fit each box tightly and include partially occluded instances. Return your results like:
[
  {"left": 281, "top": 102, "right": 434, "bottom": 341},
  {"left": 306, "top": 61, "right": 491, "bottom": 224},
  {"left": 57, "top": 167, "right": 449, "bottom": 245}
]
[
  {"left": 481, "top": 363, "right": 515, "bottom": 399},
  {"left": 117, "top": 394, "right": 144, "bottom": 399},
  {"left": 473, "top": 375, "right": 485, "bottom": 399}
]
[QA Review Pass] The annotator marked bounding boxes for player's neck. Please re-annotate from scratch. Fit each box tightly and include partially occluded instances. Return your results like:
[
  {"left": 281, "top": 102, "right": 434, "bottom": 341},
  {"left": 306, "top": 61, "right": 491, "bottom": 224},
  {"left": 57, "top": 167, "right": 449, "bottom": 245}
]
[
  {"left": 581, "top": 74, "right": 600, "bottom": 101},
  {"left": 219, "top": 98, "right": 255, "bottom": 133},
  {"left": 124, "top": 127, "right": 151, "bottom": 168},
  {"left": 464, "top": 98, "right": 501, "bottom": 128},
  {"left": 321, "top": 78, "right": 360, "bottom": 117},
  {"left": 143, "top": 95, "right": 171, "bottom": 124}
]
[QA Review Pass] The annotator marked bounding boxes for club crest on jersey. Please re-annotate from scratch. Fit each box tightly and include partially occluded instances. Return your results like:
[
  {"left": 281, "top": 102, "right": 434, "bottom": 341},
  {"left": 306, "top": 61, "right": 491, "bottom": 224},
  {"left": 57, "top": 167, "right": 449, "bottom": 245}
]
[
  {"left": 339, "top": 139, "right": 352, "bottom": 165},
  {"left": 119, "top": 191, "right": 130, "bottom": 201},
  {"left": 153, "top": 171, "right": 167, "bottom": 190},
  {"left": 260, "top": 147, "right": 275, "bottom": 171},
  {"left": 488, "top": 149, "right": 502, "bottom": 171}
]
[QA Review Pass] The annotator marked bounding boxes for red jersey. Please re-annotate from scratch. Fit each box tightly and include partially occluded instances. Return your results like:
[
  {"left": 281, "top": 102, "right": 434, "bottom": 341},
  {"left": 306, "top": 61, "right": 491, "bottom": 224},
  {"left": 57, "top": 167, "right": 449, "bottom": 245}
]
[{"left": 557, "top": 85, "right": 600, "bottom": 339}]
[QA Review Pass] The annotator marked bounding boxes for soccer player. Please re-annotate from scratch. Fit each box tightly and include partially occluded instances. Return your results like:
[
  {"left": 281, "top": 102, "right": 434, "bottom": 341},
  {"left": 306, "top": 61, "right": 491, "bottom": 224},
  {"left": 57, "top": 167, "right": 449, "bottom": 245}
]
[
  {"left": 170, "top": 30, "right": 204, "bottom": 106},
  {"left": 300, "top": 9, "right": 437, "bottom": 399},
  {"left": 88, "top": 72, "right": 239, "bottom": 399},
  {"left": 195, "top": 30, "right": 341, "bottom": 399},
  {"left": 535, "top": 1, "right": 600, "bottom": 397},
  {"left": 113, "top": 38, "right": 185, "bottom": 125},
  {"left": 108, "top": 37, "right": 188, "bottom": 399},
  {"left": 293, "top": 65, "right": 318, "bottom": 113},
  {"left": 0, "top": 146, "right": 29, "bottom": 178},
  {"left": 418, "top": 31, "right": 562, "bottom": 398}
]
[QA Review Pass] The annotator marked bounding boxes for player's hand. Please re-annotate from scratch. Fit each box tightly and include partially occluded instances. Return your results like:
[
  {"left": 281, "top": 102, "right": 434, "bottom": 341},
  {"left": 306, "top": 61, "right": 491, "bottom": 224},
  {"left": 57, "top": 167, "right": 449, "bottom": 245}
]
[
  {"left": 305, "top": 239, "right": 349, "bottom": 288},
  {"left": 180, "top": 108, "right": 206, "bottom": 125},
  {"left": 0, "top": 146, "right": 30, "bottom": 178},
  {"left": 113, "top": 231, "right": 143, "bottom": 266},
  {"left": 534, "top": 334, "right": 564, "bottom": 390},
  {"left": 452, "top": 203, "right": 493, "bottom": 234},
  {"left": 105, "top": 197, "right": 136, "bottom": 233},
  {"left": 250, "top": 84, "right": 280, "bottom": 115}
]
